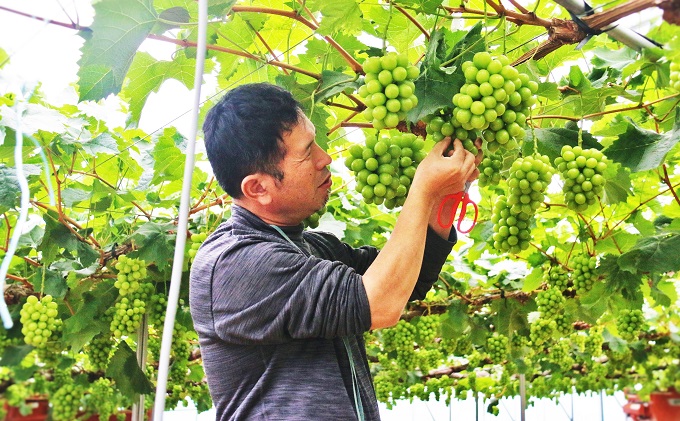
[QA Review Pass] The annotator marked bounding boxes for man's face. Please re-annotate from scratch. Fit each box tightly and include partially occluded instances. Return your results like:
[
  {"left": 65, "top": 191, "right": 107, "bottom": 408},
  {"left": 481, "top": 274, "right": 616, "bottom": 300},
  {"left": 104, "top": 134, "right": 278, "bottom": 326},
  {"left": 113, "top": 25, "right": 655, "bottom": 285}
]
[{"left": 269, "top": 113, "right": 332, "bottom": 224}]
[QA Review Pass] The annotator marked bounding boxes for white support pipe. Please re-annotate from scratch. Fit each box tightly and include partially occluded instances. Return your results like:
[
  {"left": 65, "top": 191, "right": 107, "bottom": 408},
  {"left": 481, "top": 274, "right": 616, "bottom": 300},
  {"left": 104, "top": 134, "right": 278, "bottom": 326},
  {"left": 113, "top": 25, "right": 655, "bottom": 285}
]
[
  {"left": 0, "top": 102, "right": 30, "bottom": 330},
  {"left": 133, "top": 315, "right": 149, "bottom": 421},
  {"left": 152, "top": 0, "right": 208, "bottom": 418},
  {"left": 553, "top": 0, "right": 661, "bottom": 51},
  {"left": 519, "top": 373, "right": 527, "bottom": 421}
]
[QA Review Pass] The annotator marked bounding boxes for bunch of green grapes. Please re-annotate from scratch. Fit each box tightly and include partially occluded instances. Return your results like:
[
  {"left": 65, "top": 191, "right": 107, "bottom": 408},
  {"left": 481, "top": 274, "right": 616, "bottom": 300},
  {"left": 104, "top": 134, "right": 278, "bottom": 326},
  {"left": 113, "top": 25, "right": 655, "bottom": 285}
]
[
  {"left": 188, "top": 232, "right": 207, "bottom": 263},
  {"left": 358, "top": 52, "right": 420, "bottom": 129},
  {"left": 87, "top": 378, "right": 119, "bottom": 421},
  {"left": 303, "top": 206, "right": 327, "bottom": 229},
  {"left": 490, "top": 154, "right": 553, "bottom": 253},
  {"left": 670, "top": 59, "right": 680, "bottom": 91},
  {"left": 451, "top": 52, "right": 539, "bottom": 153},
  {"left": 416, "top": 348, "right": 443, "bottom": 372},
  {"left": 616, "top": 309, "right": 646, "bottom": 342},
  {"left": 529, "top": 317, "right": 557, "bottom": 348},
  {"left": 548, "top": 339, "right": 574, "bottom": 371},
  {"left": 19, "top": 295, "right": 60, "bottom": 348},
  {"left": 5, "top": 383, "right": 30, "bottom": 407},
  {"left": 584, "top": 327, "right": 604, "bottom": 357},
  {"left": 477, "top": 151, "right": 503, "bottom": 187},
  {"left": 423, "top": 111, "right": 478, "bottom": 154},
  {"left": 543, "top": 263, "right": 570, "bottom": 291},
  {"left": 554, "top": 145, "right": 608, "bottom": 212},
  {"left": 147, "top": 292, "right": 168, "bottom": 328},
  {"left": 110, "top": 282, "right": 154, "bottom": 338},
  {"left": 553, "top": 314, "right": 573, "bottom": 336},
  {"left": 486, "top": 333, "right": 509, "bottom": 363},
  {"left": 416, "top": 314, "right": 440, "bottom": 344},
  {"left": 381, "top": 319, "right": 418, "bottom": 369},
  {"left": 345, "top": 132, "right": 427, "bottom": 209},
  {"left": 114, "top": 255, "right": 147, "bottom": 296},
  {"left": 84, "top": 333, "right": 114, "bottom": 372},
  {"left": 572, "top": 254, "right": 598, "bottom": 294},
  {"left": 51, "top": 382, "right": 83, "bottom": 421},
  {"left": 535, "top": 288, "right": 565, "bottom": 318}
]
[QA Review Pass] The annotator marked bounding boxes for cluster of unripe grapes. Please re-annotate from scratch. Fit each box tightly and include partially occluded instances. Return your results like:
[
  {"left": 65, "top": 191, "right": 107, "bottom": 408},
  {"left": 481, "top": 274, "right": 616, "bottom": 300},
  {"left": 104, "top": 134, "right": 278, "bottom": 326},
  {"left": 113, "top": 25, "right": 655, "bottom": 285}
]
[
  {"left": 529, "top": 317, "right": 557, "bottom": 348},
  {"left": 490, "top": 154, "right": 553, "bottom": 253},
  {"left": 345, "top": 133, "right": 426, "bottom": 209},
  {"left": 114, "top": 254, "right": 147, "bottom": 296},
  {"left": 84, "top": 333, "right": 113, "bottom": 372},
  {"left": 535, "top": 288, "right": 565, "bottom": 317},
  {"left": 616, "top": 309, "right": 646, "bottom": 342},
  {"left": 381, "top": 319, "right": 417, "bottom": 369},
  {"left": 543, "top": 263, "right": 570, "bottom": 291},
  {"left": 20, "top": 295, "right": 60, "bottom": 348},
  {"left": 451, "top": 52, "right": 538, "bottom": 153},
  {"left": 358, "top": 52, "right": 420, "bottom": 129},
  {"left": 423, "top": 111, "right": 478, "bottom": 155},
  {"left": 51, "top": 382, "right": 82, "bottom": 421},
  {"left": 554, "top": 145, "right": 608, "bottom": 212},
  {"left": 110, "top": 282, "right": 154, "bottom": 338},
  {"left": 188, "top": 232, "right": 207, "bottom": 263},
  {"left": 477, "top": 151, "right": 503, "bottom": 187},
  {"left": 416, "top": 314, "right": 439, "bottom": 344},
  {"left": 670, "top": 59, "right": 680, "bottom": 91},
  {"left": 571, "top": 254, "right": 598, "bottom": 294},
  {"left": 486, "top": 333, "right": 509, "bottom": 363},
  {"left": 303, "top": 206, "right": 327, "bottom": 229}
]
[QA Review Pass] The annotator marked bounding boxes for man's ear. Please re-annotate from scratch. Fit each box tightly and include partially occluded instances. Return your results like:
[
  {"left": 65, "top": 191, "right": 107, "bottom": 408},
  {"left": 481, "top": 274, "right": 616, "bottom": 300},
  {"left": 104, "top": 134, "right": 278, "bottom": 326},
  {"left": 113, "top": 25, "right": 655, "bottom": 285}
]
[{"left": 241, "top": 174, "right": 273, "bottom": 205}]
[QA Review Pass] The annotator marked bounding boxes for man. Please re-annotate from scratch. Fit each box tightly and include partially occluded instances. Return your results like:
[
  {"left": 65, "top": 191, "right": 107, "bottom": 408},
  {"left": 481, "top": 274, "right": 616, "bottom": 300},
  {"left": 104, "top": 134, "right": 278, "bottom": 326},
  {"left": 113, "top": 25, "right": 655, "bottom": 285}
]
[{"left": 189, "top": 82, "right": 480, "bottom": 420}]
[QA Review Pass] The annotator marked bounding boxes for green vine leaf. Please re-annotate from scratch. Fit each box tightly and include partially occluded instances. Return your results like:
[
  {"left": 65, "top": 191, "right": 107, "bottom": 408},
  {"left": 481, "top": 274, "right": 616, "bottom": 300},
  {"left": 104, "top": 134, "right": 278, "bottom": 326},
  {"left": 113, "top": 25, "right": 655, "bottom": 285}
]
[
  {"left": 130, "top": 221, "right": 177, "bottom": 269},
  {"left": 603, "top": 113, "right": 680, "bottom": 172},
  {"left": 106, "top": 341, "right": 153, "bottom": 400},
  {"left": 62, "top": 280, "right": 118, "bottom": 353},
  {"left": 0, "top": 164, "right": 19, "bottom": 212},
  {"left": 153, "top": 6, "right": 190, "bottom": 34},
  {"left": 617, "top": 232, "right": 680, "bottom": 275},
  {"left": 77, "top": 0, "right": 158, "bottom": 101},
  {"left": 308, "top": 0, "right": 362, "bottom": 36}
]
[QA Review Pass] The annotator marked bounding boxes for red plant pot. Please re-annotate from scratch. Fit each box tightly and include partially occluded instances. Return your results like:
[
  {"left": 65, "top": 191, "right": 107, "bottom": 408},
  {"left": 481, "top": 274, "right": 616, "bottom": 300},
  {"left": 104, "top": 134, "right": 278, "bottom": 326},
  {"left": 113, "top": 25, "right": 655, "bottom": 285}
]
[
  {"left": 4, "top": 397, "right": 49, "bottom": 421},
  {"left": 650, "top": 389, "right": 680, "bottom": 421}
]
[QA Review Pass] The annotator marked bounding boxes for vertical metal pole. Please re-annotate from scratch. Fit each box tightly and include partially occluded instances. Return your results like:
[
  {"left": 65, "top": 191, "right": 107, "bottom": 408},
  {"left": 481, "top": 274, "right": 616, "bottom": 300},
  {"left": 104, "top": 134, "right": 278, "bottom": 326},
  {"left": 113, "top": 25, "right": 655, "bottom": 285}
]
[
  {"left": 519, "top": 374, "right": 527, "bottom": 421},
  {"left": 600, "top": 390, "right": 604, "bottom": 421},
  {"left": 133, "top": 315, "right": 149, "bottom": 421}
]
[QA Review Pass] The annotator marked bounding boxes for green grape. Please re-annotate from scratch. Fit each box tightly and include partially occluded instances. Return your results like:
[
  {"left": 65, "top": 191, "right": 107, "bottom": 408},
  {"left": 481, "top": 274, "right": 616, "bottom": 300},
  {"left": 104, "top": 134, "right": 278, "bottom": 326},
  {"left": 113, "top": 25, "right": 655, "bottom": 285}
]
[
  {"left": 416, "top": 348, "right": 443, "bottom": 372},
  {"left": 554, "top": 145, "right": 608, "bottom": 212},
  {"left": 535, "top": 288, "right": 565, "bottom": 318},
  {"left": 84, "top": 333, "right": 114, "bottom": 372},
  {"left": 547, "top": 339, "right": 574, "bottom": 371},
  {"left": 670, "top": 59, "right": 680, "bottom": 91},
  {"left": 147, "top": 292, "right": 168, "bottom": 328},
  {"left": 381, "top": 319, "right": 417, "bottom": 369},
  {"left": 110, "top": 282, "right": 154, "bottom": 338},
  {"left": 486, "top": 333, "right": 509, "bottom": 363},
  {"left": 543, "top": 263, "right": 570, "bottom": 292},
  {"left": 490, "top": 154, "right": 554, "bottom": 253},
  {"left": 571, "top": 254, "right": 598, "bottom": 294},
  {"left": 453, "top": 52, "right": 539, "bottom": 153},
  {"left": 345, "top": 133, "right": 427, "bottom": 209},
  {"left": 477, "top": 151, "right": 503, "bottom": 187},
  {"left": 416, "top": 314, "right": 439, "bottom": 344},
  {"left": 616, "top": 309, "right": 646, "bottom": 342},
  {"left": 113, "top": 255, "right": 148, "bottom": 296},
  {"left": 584, "top": 327, "right": 604, "bottom": 357},
  {"left": 529, "top": 317, "right": 557, "bottom": 349},
  {"left": 188, "top": 232, "right": 208, "bottom": 263},
  {"left": 553, "top": 313, "right": 573, "bottom": 336},
  {"left": 359, "top": 52, "right": 419, "bottom": 129},
  {"left": 51, "top": 382, "right": 83, "bottom": 421},
  {"left": 303, "top": 206, "right": 327, "bottom": 229},
  {"left": 19, "top": 295, "right": 61, "bottom": 348}
]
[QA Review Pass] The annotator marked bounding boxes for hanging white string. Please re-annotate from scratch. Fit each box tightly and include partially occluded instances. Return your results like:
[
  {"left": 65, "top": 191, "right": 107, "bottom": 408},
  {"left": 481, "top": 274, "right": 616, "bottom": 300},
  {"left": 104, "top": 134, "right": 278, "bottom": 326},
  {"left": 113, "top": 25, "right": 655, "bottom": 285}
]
[
  {"left": 0, "top": 101, "right": 30, "bottom": 330},
  {"left": 152, "top": 0, "right": 207, "bottom": 417}
]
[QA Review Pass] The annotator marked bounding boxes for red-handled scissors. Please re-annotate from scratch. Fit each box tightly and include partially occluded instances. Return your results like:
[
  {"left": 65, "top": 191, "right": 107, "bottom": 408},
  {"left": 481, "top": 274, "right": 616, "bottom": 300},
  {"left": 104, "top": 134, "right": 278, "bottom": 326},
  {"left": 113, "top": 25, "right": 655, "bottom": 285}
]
[{"left": 436, "top": 182, "right": 478, "bottom": 233}]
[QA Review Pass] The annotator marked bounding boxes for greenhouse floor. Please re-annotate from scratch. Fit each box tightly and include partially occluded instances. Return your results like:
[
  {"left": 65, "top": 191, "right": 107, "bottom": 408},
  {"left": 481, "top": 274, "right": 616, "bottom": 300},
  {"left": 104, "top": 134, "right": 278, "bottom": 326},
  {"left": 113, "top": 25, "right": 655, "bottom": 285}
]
[{"left": 164, "top": 391, "right": 629, "bottom": 421}]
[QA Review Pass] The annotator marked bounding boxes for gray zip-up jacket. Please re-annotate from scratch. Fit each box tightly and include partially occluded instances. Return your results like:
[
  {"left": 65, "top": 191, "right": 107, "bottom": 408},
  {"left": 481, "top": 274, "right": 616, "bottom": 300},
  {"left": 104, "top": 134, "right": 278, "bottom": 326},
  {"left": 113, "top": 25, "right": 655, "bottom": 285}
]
[{"left": 189, "top": 205, "right": 455, "bottom": 420}]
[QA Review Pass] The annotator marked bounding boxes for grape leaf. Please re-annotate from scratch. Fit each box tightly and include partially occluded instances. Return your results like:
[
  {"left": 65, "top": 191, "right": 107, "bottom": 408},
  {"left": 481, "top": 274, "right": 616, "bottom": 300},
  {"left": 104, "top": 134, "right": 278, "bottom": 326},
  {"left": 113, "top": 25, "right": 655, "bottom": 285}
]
[
  {"left": 0, "top": 165, "right": 19, "bottom": 212},
  {"left": 308, "top": 0, "right": 362, "bottom": 36},
  {"left": 130, "top": 221, "right": 177, "bottom": 269},
  {"left": 62, "top": 280, "right": 118, "bottom": 353},
  {"left": 107, "top": 341, "right": 153, "bottom": 399},
  {"left": 152, "top": 6, "right": 190, "bottom": 34},
  {"left": 0, "top": 345, "right": 33, "bottom": 367},
  {"left": 603, "top": 115, "right": 680, "bottom": 172},
  {"left": 602, "top": 163, "right": 632, "bottom": 205},
  {"left": 315, "top": 70, "right": 358, "bottom": 104},
  {"left": 598, "top": 254, "right": 642, "bottom": 301},
  {"left": 77, "top": 0, "right": 158, "bottom": 101},
  {"left": 617, "top": 232, "right": 680, "bottom": 274},
  {"left": 29, "top": 267, "right": 67, "bottom": 298},
  {"left": 523, "top": 125, "right": 601, "bottom": 163}
]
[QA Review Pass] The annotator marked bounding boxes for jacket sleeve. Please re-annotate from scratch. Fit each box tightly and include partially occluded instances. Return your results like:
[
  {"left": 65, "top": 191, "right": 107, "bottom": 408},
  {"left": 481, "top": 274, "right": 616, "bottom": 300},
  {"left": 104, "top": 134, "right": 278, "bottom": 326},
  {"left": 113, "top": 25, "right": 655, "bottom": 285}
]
[{"left": 409, "top": 227, "right": 456, "bottom": 301}]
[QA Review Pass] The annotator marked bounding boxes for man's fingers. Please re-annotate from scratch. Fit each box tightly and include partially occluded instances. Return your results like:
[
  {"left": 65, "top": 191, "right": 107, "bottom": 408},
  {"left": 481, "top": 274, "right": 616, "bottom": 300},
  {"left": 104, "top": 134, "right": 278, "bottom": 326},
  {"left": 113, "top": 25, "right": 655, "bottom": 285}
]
[{"left": 432, "top": 136, "right": 453, "bottom": 155}]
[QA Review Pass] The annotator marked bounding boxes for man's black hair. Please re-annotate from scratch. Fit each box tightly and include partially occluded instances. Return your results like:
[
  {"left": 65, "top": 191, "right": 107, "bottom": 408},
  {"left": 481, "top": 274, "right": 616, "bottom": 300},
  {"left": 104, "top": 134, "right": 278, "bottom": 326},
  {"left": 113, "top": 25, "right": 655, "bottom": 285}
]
[{"left": 202, "top": 83, "right": 303, "bottom": 198}]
